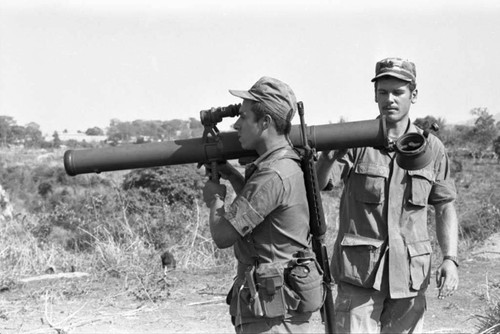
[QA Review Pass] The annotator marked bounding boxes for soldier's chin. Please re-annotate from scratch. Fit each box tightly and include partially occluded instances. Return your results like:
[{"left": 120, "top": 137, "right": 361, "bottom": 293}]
[
  {"left": 239, "top": 141, "right": 249, "bottom": 150},
  {"left": 384, "top": 114, "right": 401, "bottom": 124}
]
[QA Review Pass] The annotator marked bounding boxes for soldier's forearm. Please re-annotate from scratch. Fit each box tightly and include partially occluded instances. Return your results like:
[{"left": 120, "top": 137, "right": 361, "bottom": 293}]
[
  {"left": 227, "top": 173, "right": 245, "bottom": 195},
  {"left": 209, "top": 199, "right": 238, "bottom": 249},
  {"left": 316, "top": 153, "right": 335, "bottom": 190},
  {"left": 435, "top": 201, "right": 459, "bottom": 257}
]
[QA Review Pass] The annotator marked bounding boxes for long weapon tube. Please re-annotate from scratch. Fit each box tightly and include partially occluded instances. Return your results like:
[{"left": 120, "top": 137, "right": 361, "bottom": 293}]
[
  {"left": 297, "top": 102, "right": 335, "bottom": 334},
  {"left": 64, "top": 118, "right": 388, "bottom": 176}
]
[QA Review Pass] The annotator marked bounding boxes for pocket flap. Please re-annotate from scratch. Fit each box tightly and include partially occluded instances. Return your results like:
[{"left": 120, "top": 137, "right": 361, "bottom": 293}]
[
  {"left": 355, "top": 163, "right": 389, "bottom": 178},
  {"left": 407, "top": 240, "right": 432, "bottom": 257},
  {"left": 408, "top": 168, "right": 434, "bottom": 182},
  {"left": 341, "top": 233, "right": 385, "bottom": 248}
]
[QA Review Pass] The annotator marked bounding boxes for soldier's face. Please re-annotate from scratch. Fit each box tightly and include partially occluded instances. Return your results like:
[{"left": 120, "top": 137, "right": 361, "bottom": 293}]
[
  {"left": 375, "top": 77, "right": 417, "bottom": 125},
  {"left": 233, "top": 100, "right": 263, "bottom": 150}
]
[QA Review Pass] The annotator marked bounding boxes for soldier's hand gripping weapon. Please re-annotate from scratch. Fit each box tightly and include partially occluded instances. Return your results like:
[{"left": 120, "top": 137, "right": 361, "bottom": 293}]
[{"left": 198, "top": 103, "right": 240, "bottom": 183}]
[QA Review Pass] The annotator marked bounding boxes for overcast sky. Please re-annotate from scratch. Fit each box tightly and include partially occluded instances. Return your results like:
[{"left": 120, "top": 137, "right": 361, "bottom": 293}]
[{"left": 1, "top": 0, "right": 499, "bottom": 135}]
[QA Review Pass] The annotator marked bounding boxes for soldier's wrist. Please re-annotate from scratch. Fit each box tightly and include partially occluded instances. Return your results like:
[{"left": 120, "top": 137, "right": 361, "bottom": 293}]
[{"left": 443, "top": 255, "right": 459, "bottom": 267}]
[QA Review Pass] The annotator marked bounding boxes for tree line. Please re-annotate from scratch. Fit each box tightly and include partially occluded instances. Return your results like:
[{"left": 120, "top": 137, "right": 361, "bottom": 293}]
[
  {"left": 0, "top": 116, "right": 204, "bottom": 148},
  {"left": 1, "top": 108, "right": 499, "bottom": 157},
  {"left": 413, "top": 107, "right": 500, "bottom": 159}
]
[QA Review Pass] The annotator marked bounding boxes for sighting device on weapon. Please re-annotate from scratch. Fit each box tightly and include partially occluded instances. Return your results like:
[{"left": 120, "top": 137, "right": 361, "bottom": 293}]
[
  {"left": 200, "top": 104, "right": 240, "bottom": 129},
  {"left": 199, "top": 104, "right": 241, "bottom": 183}
]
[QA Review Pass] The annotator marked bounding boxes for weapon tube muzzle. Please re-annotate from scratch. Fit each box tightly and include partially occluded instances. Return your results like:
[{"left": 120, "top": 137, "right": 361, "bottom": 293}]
[
  {"left": 394, "top": 123, "right": 439, "bottom": 170},
  {"left": 64, "top": 117, "right": 389, "bottom": 176}
]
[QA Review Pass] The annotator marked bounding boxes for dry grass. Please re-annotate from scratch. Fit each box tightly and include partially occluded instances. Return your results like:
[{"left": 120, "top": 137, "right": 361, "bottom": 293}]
[{"left": 0, "top": 146, "right": 234, "bottom": 308}]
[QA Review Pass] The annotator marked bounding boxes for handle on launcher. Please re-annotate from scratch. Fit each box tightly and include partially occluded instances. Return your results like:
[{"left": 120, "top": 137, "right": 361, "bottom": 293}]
[{"left": 210, "top": 161, "right": 220, "bottom": 184}]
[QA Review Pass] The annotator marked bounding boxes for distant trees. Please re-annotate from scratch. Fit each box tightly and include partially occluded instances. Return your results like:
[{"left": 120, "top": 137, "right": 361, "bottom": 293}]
[
  {"left": 0, "top": 114, "right": 206, "bottom": 149},
  {"left": 427, "top": 107, "right": 499, "bottom": 159},
  {"left": 52, "top": 132, "right": 61, "bottom": 148},
  {"left": 24, "top": 122, "right": 44, "bottom": 147},
  {"left": 106, "top": 118, "right": 203, "bottom": 144},
  {"left": 0, "top": 116, "right": 16, "bottom": 146},
  {"left": 493, "top": 136, "right": 500, "bottom": 160},
  {"left": 0, "top": 116, "right": 43, "bottom": 147},
  {"left": 85, "top": 127, "right": 105, "bottom": 136},
  {"left": 469, "top": 107, "right": 497, "bottom": 150}
]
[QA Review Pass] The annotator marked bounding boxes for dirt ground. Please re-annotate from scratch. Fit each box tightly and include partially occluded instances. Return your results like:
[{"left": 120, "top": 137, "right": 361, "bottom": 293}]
[{"left": 2, "top": 236, "right": 500, "bottom": 334}]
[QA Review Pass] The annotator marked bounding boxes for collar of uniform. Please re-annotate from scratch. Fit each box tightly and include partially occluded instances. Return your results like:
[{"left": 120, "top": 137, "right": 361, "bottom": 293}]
[
  {"left": 249, "top": 144, "right": 291, "bottom": 167},
  {"left": 406, "top": 120, "right": 422, "bottom": 134},
  {"left": 244, "top": 144, "right": 290, "bottom": 181}
]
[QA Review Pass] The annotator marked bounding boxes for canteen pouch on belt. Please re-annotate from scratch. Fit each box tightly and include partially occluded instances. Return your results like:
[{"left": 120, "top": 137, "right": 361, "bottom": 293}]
[
  {"left": 255, "top": 263, "right": 288, "bottom": 318},
  {"left": 286, "top": 251, "right": 325, "bottom": 313}
]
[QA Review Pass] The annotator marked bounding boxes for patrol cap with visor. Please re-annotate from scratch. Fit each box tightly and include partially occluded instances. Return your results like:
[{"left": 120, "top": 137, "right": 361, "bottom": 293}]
[
  {"left": 371, "top": 57, "right": 416, "bottom": 84},
  {"left": 229, "top": 76, "right": 297, "bottom": 123}
]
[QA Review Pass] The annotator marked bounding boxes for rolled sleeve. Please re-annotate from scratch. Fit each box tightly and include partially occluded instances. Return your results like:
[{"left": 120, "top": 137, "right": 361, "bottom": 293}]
[
  {"left": 429, "top": 179, "right": 457, "bottom": 205},
  {"left": 224, "top": 195, "right": 264, "bottom": 237},
  {"left": 224, "top": 169, "right": 283, "bottom": 237},
  {"left": 429, "top": 143, "right": 457, "bottom": 205}
]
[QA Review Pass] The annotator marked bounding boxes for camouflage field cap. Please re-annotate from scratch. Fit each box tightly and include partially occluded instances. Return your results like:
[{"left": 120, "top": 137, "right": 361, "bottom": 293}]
[
  {"left": 229, "top": 76, "right": 297, "bottom": 122},
  {"left": 371, "top": 57, "right": 416, "bottom": 84}
]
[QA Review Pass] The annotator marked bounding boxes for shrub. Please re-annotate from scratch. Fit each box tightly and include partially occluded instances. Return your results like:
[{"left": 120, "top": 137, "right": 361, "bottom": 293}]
[
  {"left": 476, "top": 301, "right": 500, "bottom": 334},
  {"left": 122, "top": 165, "right": 205, "bottom": 206},
  {"left": 460, "top": 202, "right": 500, "bottom": 242}
]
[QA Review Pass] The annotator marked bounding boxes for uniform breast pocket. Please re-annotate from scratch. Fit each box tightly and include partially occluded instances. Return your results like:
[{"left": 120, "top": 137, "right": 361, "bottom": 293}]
[
  {"left": 408, "top": 169, "right": 434, "bottom": 207},
  {"left": 351, "top": 163, "right": 389, "bottom": 204}
]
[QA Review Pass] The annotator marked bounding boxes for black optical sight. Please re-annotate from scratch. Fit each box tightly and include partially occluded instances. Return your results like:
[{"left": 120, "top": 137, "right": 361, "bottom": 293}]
[{"left": 200, "top": 103, "right": 241, "bottom": 127}]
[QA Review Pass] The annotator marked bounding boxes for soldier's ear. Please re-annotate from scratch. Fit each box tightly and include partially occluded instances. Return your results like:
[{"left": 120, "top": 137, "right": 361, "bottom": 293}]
[
  {"left": 411, "top": 89, "right": 418, "bottom": 104},
  {"left": 261, "top": 114, "right": 273, "bottom": 130}
]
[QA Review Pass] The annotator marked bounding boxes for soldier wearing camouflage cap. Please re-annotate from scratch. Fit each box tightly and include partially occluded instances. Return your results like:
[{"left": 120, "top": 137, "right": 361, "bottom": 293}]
[
  {"left": 203, "top": 77, "right": 322, "bottom": 333},
  {"left": 316, "top": 58, "right": 459, "bottom": 333}
]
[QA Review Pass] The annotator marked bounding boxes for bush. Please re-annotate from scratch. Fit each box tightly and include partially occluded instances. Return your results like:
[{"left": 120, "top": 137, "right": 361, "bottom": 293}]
[
  {"left": 460, "top": 202, "right": 500, "bottom": 242},
  {"left": 122, "top": 165, "right": 205, "bottom": 206}
]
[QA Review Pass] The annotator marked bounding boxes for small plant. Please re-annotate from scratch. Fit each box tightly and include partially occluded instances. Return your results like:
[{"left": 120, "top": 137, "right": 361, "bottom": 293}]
[{"left": 476, "top": 301, "right": 500, "bottom": 334}]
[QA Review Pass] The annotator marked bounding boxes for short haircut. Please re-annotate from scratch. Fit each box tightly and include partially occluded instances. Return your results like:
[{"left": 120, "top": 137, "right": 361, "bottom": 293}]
[{"left": 250, "top": 101, "right": 292, "bottom": 135}]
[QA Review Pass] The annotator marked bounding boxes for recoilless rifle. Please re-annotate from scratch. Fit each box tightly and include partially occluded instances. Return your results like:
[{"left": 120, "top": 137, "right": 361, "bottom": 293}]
[
  {"left": 63, "top": 102, "right": 434, "bottom": 334},
  {"left": 64, "top": 105, "right": 391, "bottom": 176}
]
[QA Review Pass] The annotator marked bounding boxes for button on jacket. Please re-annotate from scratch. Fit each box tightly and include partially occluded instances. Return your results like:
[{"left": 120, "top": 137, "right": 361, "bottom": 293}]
[{"left": 330, "top": 123, "right": 457, "bottom": 298}]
